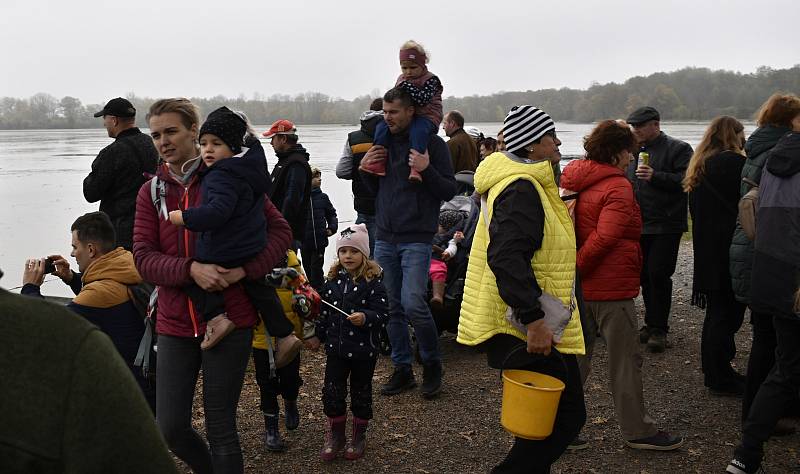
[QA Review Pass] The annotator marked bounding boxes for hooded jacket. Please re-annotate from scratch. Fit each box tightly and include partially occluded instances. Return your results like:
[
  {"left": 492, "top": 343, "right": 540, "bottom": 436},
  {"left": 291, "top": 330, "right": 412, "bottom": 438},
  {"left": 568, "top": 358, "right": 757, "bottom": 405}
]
[
  {"left": 560, "top": 159, "right": 642, "bottom": 300},
  {"left": 182, "top": 143, "right": 271, "bottom": 263},
  {"left": 729, "top": 125, "right": 792, "bottom": 303},
  {"left": 270, "top": 144, "right": 312, "bottom": 243},
  {"left": 625, "top": 132, "right": 693, "bottom": 234},
  {"left": 750, "top": 131, "right": 800, "bottom": 318},
  {"left": 343, "top": 110, "right": 383, "bottom": 215},
  {"left": 303, "top": 187, "right": 338, "bottom": 251},
  {"left": 133, "top": 161, "right": 292, "bottom": 338},
  {"left": 22, "top": 248, "right": 145, "bottom": 368}
]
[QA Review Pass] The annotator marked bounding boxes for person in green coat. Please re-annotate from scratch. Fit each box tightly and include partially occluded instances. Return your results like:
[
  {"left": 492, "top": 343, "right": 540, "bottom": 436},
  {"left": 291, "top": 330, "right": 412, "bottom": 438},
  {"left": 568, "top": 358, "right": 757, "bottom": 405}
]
[{"left": 0, "top": 268, "right": 177, "bottom": 474}]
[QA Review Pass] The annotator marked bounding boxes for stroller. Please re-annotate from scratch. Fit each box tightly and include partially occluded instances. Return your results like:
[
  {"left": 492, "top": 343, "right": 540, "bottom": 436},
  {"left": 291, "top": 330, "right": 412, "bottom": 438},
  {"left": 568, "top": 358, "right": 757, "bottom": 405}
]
[{"left": 428, "top": 171, "right": 478, "bottom": 334}]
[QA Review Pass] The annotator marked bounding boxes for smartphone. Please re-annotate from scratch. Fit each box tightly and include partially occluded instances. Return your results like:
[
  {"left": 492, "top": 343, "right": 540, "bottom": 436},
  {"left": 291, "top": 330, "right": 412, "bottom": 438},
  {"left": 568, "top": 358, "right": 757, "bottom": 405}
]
[{"left": 43, "top": 258, "right": 56, "bottom": 274}]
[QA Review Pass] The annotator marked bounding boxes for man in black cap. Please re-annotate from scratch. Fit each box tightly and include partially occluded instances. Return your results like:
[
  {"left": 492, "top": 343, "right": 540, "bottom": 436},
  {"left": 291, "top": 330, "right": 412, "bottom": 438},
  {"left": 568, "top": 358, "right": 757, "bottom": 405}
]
[
  {"left": 84, "top": 98, "right": 159, "bottom": 250},
  {"left": 626, "top": 106, "right": 693, "bottom": 353}
]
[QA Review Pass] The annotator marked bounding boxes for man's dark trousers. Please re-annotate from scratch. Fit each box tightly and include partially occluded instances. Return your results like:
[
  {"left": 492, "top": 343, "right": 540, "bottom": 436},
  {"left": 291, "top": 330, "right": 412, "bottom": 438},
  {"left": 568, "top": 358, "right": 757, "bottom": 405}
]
[{"left": 640, "top": 233, "right": 682, "bottom": 333}]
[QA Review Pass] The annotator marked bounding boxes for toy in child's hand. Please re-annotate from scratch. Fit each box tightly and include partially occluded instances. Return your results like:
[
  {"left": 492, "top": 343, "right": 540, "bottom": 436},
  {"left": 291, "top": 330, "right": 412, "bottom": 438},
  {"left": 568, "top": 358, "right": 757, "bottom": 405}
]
[{"left": 267, "top": 267, "right": 321, "bottom": 321}]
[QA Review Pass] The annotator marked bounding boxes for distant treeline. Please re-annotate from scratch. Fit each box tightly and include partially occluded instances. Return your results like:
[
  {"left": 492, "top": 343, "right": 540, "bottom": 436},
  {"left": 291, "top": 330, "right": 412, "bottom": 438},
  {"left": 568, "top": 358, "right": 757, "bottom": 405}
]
[{"left": 1, "top": 66, "right": 799, "bottom": 130}]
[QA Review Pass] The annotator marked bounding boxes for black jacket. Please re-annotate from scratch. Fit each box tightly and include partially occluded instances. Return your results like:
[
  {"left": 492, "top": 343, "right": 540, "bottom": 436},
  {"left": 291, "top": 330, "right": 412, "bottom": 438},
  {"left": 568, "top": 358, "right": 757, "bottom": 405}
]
[
  {"left": 316, "top": 270, "right": 388, "bottom": 360},
  {"left": 488, "top": 180, "right": 546, "bottom": 325},
  {"left": 689, "top": 151, "right": 745, "bottom": 294},
  {"left": 750, "top": 131, "right": 800, "bottom": 319},
  {"left": 83, "top": 128, "right": 158, "bottom": 250},
  {"left": 361, "top": 131, "right": 457, "bottom": 244},
  {"left": 182, "top": 142, "right": 270, "bottom": 263},
  {"left": 729, "top": 125, "right": 792, "bottom": 303},
  {"left": 626, "top": 132, "right": 693, "bottom": 234},
  {"left": 303, "top": 187, "right": 338, "bottom": 251},
  {"left": 348, "top": 115, "right": 382, "bottom": 215},
  {"left": 269, "top": 144, "right": 312, "bottom": 244}
]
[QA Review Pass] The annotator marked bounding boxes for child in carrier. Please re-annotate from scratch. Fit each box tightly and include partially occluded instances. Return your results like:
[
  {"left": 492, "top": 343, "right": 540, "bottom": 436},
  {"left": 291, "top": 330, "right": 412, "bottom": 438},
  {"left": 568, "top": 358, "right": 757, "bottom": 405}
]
[
  {"left": 429, "top": 209, "right": 465, "bottom": 309},
  {"left": 306, "top": 224, "right": 388, "bottom": 461},
  {"left": 168, "top": 106, "right": 301, "bottom": 363},
  {"left": 360, "top": 39, "right": 443, "bottom": 183}
]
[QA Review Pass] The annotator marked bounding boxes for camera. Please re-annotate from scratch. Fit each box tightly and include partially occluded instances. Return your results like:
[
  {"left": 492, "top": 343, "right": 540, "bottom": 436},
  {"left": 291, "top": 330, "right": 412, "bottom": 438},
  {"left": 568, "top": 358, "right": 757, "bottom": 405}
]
[{"left": 43, "top": 258, "right": 56, "bottom": 274}]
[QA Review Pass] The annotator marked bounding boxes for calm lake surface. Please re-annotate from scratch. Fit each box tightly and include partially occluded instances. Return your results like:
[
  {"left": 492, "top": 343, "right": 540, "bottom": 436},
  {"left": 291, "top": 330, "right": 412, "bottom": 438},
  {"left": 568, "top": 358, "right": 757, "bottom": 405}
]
[{"left": 0, "top": 121, "right": 755, "bottom": 296}]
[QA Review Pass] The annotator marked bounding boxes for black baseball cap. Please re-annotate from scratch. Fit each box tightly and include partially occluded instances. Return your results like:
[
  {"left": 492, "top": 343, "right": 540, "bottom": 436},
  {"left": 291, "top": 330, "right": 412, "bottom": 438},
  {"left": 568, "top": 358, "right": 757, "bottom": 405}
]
[
  {"left": 626, "top": 106, "right": 660, "bottom": 125},
  {"left": 94, "top": 97, "right": 136, "bottom": 118}
]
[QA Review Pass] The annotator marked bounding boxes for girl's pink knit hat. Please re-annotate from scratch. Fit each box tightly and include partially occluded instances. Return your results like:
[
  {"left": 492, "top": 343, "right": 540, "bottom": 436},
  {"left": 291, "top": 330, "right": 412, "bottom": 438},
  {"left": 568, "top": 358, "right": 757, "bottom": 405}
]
[{"left": 335, "top": 223, "right": 371, "bottom": 257}]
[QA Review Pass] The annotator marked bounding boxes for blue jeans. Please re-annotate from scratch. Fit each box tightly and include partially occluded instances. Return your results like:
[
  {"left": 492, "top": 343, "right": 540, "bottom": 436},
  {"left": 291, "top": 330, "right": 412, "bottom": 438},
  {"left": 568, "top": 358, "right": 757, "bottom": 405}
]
[
  {"left": 355, "top": 212, "right": 376, "bottom": 257},
  {"left": 374, "top": 240, "right": 440, "bottom": 367},
  {"left": 373, "top": 116, "right": 437, "bottom": 153}
]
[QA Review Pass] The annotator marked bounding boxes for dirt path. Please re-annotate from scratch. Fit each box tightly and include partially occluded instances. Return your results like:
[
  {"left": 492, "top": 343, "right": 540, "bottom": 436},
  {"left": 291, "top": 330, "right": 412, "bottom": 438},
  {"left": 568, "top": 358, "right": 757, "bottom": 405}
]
[{"left": 179, "top": 241, "right": 799, "bottom": 473}]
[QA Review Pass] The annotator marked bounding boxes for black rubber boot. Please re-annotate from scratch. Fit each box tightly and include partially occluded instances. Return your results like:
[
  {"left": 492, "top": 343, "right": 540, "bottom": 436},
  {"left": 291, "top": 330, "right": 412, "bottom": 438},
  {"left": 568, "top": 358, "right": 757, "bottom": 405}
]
[
  {"left": 264, "top": 414, "right": 287, "bottom": 453},
  {"left": 284, "top": 400, "right": 300, "bottom": 430},
  {"left": 420, "top": 362, "right": 443, "bottom": 399},
  {"left": 380, "top": 366, "right": 416, "bottom": 396}
]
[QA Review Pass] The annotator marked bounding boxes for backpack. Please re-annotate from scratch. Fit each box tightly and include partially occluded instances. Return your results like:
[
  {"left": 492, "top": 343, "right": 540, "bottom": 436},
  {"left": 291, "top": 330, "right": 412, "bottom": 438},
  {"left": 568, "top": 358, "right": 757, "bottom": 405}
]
[
  {"left": 738, "top": 177, "right": 759, "bottom": 241},
  {"left": 129, "top": 176, "right": 167, "bottom": 380},
  {"left": 128, "top": 282, "right": 157, "bottom": 382}
]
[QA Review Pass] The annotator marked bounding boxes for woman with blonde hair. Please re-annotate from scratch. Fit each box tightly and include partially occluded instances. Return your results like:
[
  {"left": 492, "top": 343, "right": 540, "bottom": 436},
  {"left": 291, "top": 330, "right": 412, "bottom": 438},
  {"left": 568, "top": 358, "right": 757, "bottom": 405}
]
[{"left": 684, "top": 116, "right": 747, "bottom": 396}]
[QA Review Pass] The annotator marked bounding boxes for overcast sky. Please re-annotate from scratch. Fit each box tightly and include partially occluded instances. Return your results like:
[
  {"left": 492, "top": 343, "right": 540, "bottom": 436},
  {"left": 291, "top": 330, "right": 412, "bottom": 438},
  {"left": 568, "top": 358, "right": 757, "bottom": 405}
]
[{"left": 1, "top": 0, "right": 796, "bottom": 105}]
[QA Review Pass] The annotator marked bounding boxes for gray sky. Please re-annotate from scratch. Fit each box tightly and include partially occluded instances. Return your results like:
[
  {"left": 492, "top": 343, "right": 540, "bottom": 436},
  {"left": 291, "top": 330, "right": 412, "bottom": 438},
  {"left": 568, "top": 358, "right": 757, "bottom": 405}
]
[{"left": 1, "top": 0, "right": 796, "bottom": 105}]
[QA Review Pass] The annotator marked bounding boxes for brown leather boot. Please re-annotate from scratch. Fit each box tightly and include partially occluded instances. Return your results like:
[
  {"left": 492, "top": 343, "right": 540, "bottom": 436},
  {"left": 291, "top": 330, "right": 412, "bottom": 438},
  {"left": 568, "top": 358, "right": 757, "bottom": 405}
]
[
  {"left": 344, "top": 416, "right": 368, "bottom": 460},
  {"left": 200, "top": 314, "right": 236, "bottom": 350},
  {"left": 320, "top": 415, "right": 347, "bottom": 462},
  {"left": 430, "top": 280, "right": 446, "bottom": 309}
]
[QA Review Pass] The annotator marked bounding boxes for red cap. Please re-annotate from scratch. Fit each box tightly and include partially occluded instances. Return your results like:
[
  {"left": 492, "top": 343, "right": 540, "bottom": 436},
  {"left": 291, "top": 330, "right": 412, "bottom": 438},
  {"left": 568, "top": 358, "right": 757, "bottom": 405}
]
[{"left": 262, "top": 119, "right": 297, "bottom": 138}]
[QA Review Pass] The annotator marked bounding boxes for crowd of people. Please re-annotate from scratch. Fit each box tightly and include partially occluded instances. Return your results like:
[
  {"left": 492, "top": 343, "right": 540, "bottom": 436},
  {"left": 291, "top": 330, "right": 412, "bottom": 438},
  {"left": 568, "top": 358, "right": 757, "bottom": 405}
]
[{"left": 2, "top": 38, "right": 799, "bottom": 474}]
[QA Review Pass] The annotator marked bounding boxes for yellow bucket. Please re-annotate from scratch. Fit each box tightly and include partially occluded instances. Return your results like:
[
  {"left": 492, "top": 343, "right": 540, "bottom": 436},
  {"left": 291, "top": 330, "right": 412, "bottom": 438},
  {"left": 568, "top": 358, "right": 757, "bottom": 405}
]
[{"left": 500, "top": 369, "right": 565, "bottom": 440}]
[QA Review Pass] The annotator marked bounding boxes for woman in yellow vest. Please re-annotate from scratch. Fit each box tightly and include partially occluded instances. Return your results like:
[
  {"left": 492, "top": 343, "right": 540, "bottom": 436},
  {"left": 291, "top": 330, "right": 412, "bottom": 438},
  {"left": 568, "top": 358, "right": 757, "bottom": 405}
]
[
  {"left": 252, "top": 250, "right": 312, "bottom": 452},
  {"left": 458, "top": 106, "right": 586, "bottom": 473}
]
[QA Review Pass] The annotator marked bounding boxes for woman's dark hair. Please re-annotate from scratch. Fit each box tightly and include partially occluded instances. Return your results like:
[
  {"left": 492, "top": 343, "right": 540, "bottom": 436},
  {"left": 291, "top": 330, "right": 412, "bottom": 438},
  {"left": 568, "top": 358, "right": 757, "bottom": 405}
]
[
  {"left": 71, "top": 211, "right": 116, "bottom": 253},
  {"left": 481, "top": 137, "right": 497, "bottom": 152},
  {"left": 583, "top": 120, "right": 637, "bottom": 165}
]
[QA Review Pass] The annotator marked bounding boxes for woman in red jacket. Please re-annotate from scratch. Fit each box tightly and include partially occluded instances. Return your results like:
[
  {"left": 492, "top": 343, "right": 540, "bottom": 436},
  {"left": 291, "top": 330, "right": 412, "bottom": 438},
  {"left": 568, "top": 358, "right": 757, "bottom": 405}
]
[
  {"left": 561, "top": 120, "right": 682, "bottom": 451},
  {"left": 133, "top": 98, "right": 291, "bottom": 474}
]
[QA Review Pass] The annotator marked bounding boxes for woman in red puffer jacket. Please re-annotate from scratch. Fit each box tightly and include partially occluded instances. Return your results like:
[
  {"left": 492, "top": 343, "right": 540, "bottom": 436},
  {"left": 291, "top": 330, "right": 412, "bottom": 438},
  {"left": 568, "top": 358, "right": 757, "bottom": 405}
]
[
  {"left": 560, "top": 120, "right": 682, "bottom": 451},
  {"left": 133, "top": 98, "right": 291, "bottom": 473}
]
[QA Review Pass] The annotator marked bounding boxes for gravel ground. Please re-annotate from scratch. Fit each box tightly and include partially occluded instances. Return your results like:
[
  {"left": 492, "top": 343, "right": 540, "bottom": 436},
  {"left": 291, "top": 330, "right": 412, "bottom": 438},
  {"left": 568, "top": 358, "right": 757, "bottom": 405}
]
[{"left": 178, "top": 241, "right": 800, "bottom": 473}]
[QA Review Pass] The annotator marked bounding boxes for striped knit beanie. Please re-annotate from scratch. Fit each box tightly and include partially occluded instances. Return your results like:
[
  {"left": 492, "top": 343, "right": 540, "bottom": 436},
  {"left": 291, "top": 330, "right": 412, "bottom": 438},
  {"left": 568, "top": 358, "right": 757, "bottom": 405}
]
[{"left": 503, "top": 105, "right": 555, "bottom": 154}]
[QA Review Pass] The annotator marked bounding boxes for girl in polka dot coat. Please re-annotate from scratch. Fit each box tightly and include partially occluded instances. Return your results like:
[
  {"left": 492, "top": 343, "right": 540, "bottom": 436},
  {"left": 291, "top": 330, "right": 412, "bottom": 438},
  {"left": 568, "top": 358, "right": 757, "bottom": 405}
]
[{"left": 308, "top": 223, "right": 388, "bottom": 461}]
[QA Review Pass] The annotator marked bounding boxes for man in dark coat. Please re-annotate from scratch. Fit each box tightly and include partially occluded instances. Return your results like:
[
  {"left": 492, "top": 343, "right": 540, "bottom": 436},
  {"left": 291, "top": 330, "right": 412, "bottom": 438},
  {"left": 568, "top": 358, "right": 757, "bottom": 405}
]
[
  {"left": 263, "top": 119, "right": 312, "bottom": 251},
  {"left": 84, "top": 97, "right": 159, "bottom": 250},
  {"left": 360, "top": 87, "right": 457, "bottom": 400},
  {"left": 626, "top": 106, "right": 693, "bottom": 353},
  {"left": 336, "top": 98, "right": 383, "bottom": 255}
]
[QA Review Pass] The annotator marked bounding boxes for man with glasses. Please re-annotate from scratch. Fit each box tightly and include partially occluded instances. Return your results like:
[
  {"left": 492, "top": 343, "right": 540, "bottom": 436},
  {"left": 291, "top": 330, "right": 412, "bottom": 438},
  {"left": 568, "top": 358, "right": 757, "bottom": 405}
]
[{"left": 626, "top": 106, "right": 693, "bottom": 353}]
